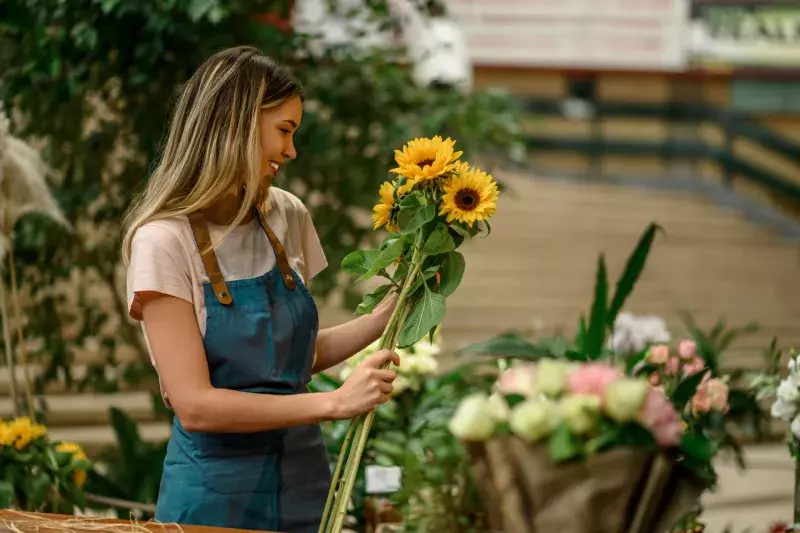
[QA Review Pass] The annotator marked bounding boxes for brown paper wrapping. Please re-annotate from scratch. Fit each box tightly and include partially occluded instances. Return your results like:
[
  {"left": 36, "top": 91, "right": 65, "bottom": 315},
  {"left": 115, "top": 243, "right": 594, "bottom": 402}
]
[{"left": 467, "top": 436, "right": 704, "bottom": 533}]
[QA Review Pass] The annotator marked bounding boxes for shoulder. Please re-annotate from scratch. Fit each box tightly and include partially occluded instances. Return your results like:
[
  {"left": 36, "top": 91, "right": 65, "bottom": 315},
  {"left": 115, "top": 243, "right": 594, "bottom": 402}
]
[
  {"left": 130, "top": 217, "right": 195, "bottom": 267},
  {"left": 268, "top": 186, "right": 310, "bottom": 219}
]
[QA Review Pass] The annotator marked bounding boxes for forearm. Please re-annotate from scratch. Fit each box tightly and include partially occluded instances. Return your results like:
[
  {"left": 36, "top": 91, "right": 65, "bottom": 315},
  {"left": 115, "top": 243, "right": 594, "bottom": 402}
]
[
  {"left": 313, "top": 312, "right": 387, "bottom": 373},
  {"left": 177, "top": 387, "right": 339, "bottom": 433}
]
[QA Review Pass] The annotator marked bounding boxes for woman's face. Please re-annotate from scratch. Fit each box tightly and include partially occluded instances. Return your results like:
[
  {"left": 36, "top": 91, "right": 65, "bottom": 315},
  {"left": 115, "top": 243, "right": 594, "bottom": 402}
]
[{"left": 258, "top": 95, "right": 302, "bottom": 188}]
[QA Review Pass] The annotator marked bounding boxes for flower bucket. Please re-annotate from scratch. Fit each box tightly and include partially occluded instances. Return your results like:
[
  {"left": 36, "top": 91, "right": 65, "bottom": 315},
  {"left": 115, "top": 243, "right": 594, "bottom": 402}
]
[{"left": 465, "top": 436, "right": 704, "bottom": 533}]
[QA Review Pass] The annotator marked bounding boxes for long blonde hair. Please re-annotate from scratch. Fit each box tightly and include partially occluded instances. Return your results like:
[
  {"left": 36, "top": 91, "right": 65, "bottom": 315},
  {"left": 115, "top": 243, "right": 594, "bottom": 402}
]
[{"left": 121, "top": 46, "right": 303, "bottom": 264}]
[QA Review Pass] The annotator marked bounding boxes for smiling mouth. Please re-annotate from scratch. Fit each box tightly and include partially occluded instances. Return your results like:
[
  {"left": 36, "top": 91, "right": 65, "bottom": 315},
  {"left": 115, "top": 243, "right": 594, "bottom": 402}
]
[{"left": 269, "top": 161, "right": 280, "bottom": 172}]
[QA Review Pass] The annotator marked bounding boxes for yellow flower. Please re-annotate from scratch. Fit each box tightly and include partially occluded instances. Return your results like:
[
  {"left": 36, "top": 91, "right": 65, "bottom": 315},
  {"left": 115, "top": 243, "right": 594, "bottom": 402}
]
[
  {"left": 0, "top": 422, "right": 12, "bottom": 447},
  {"left": 7, "top": 416, "right": 47, "bottom": 450},
  {"left": 390, "top": 136, "right": 462, "bottom": 193},
  {"left": 372, "top": 181, "right": 398, "bottom": 232},
  {"left": 439, "top": 162, "right": 499, "bottom": 227},
  {"left": 56, "top": 442, "right": 89, "bottom": 488}
]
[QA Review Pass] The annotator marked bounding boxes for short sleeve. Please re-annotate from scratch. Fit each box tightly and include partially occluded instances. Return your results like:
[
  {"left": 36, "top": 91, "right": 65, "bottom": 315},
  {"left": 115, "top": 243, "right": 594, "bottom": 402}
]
[
  {"left": 127, "top": 223, "right": 194, "bottom": 321},
  {"left": 299, "top": 204, "right": 328, "bottom": 282}
]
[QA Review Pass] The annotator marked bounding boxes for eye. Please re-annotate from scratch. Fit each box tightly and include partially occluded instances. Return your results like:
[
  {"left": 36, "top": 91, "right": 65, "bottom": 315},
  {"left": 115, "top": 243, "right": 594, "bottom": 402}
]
[{"left": 279, "top": 129, "right": 291, "bottom": 136}]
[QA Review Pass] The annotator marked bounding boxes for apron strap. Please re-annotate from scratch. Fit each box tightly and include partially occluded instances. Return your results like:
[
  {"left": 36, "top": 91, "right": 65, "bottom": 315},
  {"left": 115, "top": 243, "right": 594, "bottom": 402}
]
[
  {"left": 187, "top": 204, "right": 297, "bottom": 306},
  {"left": 255, "top": 207, "right": 297, "bottom": 291},
  {"left": 187, "top": 211, "right": 233, "bottom": 306}
]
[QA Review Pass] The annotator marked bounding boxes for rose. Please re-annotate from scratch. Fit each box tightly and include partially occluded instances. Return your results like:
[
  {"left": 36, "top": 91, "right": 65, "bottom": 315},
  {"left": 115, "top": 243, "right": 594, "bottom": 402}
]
[
  {"left": 566, "top": 362, "right": 622, "bottom": 397},
  {"left": 535, "top": 359, "right": 574, "bottom": 397},
  {"left": 664, "top": 356, "right": 680, "bottom": 376},
  {"left": 639, "top": 388, "right": 683, "bottom": 447},
  {"left": 647, "top": 344, "right": 670, "bottom": 365},
  {"left": 604, "top": 378, "right": 649, "bottom": 423},
  {"left": 496, "top": 364, "right": 537, "bottom": 396},
  {"left": 777, "top": 380, "right": 800, "bottom": 404},
  {"left": 772, "top": 398, "right": 798, "bottom": 421},
  {"left": 449, "top": 393, "right": 497, "bottom": 441},
  {"left": 488, "top": 392, "right": 510, "bottom": 422},
  {"left": 678, "top": 339, "right": 697, "bottom": 360},
  {"left": 561, "top": 394, "right": 602, "bottom": 434},
  {"left": 682, "top": 356, "right": 705, "bottom": 377},
  {"left": 648, "top": 373, "right": 660, "bottom": 386},
  {"left": 509, "top": 399, "right": 558, "bottom": 442}
]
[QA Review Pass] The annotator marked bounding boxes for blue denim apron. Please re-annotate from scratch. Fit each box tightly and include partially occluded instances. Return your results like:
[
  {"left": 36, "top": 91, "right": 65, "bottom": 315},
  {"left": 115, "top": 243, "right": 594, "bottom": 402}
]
[{"left": 154, "top": 208, "right": 331, "bottom": 533}]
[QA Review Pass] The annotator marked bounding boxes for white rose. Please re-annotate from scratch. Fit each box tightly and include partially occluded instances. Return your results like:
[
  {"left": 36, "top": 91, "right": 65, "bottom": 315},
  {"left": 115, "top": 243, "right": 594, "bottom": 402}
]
[
  {"left": 448, "top": 394, "right": 497, "bottom": 441},
  {"left": 778, "top": 380, "right": 800, "bottom": 404},
  {"left": 535, "top": 359, "right": 572, "bottom": 397},
  {"left": 509, "top": 399, "right": 557, "bottom": 442},
  {"left": 391, "top": 376, "right": 411, "bottom": 396},
  {"left": 412, "top": 340, "right": 441, "bottom": 359},
  {"left": 487, "top": 393, "right": 510, "bottom": 422},
  {"left": 412, "top": 354, "right": 438, "bottom": 375},
  {"left": 561, "top": 394, "right": 602, "bottom": 435},
  {"left": 792, "top": 416, "right": 800, "bottom": 440},
  {"left": 772, "top": 398, "right": 797, "bottom": 421}
]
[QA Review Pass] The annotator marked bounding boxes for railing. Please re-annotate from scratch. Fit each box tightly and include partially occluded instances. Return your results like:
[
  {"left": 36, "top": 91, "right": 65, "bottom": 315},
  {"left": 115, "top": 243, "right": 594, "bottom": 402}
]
[{"left": 520, "top": 97, "right": 800, "bottom": 207}]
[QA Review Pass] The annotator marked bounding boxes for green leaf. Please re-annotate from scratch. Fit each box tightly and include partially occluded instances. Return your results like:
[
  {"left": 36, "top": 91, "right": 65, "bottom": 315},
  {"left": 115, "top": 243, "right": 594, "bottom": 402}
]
[
  {"left": 0, "top": 480, "right": 14, "bottom": 508},
  {"left": 355, "top": 284, "right": 392, "bottom": 315},
  {"left": 54, "top": 451, "right": 74, "bottom": 468},
  {"left": 585, "top": 254, "right": 608, "bottom": 360},
  {"left": 420, "top": 223, "right": 455, "bottom": 256},
  {"left": 398, "top": 203, "right": 436, "bottom": 235},
  {"left": 409, "top": 265, "right": 440, "bottom": 296},
  {"left": 458, "top": 331, "right": 550, "bottom": 360},
  {"left": 342, "top": 249, "right": 380, "bottom": 276},
  {"left": 439, "top": 251, "right": 465, "bottom": 298},
  {"left": 606, "top": 223, "right": 661, "bottom": 326},
  {"left": 22, "top": 470, "right": 52, "bottom": 508},
  {"left": 359, "top": 238, "right": 405, "bottom": 281},
  {"left": 680, "top": 432, "right": 717, "bottom": 464},
  {"left": 585, "top": 427, "right": 620, "bottom": 454},
  {"left": 548, "top": 423, "right": 579, "bottom": 463},
  {"left": 398, "top": 289, "right": 447, "bottom": 348},
  {"left": 672, "top": 370, "right": 708, "bottom": 413}
]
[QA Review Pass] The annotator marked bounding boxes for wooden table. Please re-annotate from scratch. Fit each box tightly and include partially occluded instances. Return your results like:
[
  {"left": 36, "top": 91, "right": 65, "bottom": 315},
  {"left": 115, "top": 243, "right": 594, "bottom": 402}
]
[{"left": 0, "top": 511, "right": 273, "bottom": 533}]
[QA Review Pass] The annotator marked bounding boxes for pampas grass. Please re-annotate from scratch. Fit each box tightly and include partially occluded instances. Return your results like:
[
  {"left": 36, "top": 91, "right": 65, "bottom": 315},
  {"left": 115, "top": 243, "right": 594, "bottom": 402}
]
[{"left": 0, "top": 510, "right": 183, "bottom": 533}]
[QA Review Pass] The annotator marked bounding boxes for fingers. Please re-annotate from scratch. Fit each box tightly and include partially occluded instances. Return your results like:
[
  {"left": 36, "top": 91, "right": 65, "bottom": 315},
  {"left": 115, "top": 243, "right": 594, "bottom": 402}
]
[
  {"left": 365, "top": 349, "right": 401, "bottom": 368},
  {"left": 373, "top": 369, "right": 397, "bottom": 382}
]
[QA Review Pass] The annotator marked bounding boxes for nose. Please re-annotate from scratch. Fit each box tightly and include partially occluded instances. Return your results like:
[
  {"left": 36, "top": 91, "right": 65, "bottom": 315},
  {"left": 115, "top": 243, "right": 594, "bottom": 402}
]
[{"left": 283, "top": 138, "right": 297, "bottom": 160}]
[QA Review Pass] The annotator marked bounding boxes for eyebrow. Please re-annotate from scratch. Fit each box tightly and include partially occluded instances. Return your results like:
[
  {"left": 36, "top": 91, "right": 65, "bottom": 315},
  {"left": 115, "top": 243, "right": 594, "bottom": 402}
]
[{"left": 282, "top": 120, "right": 299, "bottom": 128}]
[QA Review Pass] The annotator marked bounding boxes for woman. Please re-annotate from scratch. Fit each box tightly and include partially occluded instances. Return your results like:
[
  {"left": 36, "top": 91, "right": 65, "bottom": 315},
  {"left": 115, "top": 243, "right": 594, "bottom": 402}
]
[{"left": 121, "top": 46, "right": 400, "bottom": 533}]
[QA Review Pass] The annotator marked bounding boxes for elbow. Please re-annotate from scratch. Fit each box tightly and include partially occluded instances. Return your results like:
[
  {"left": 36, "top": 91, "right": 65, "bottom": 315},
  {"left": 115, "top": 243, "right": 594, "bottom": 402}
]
[{"left": 172, "top": 396, "right": 212, "bottom": 433}]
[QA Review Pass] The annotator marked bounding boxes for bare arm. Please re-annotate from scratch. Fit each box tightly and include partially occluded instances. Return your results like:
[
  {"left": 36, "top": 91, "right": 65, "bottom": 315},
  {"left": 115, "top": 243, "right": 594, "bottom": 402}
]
[
  {"left": 141, "top": 292, "right": 399, "bottom": 433},
  {"left": 313, "top": 293, "right": 397, "bottom": 373}
]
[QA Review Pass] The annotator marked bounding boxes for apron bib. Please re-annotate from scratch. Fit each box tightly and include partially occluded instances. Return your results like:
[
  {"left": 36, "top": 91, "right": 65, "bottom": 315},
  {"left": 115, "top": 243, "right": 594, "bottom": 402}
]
[{"left": 154, "top": 208, "right": 331, "bottom": 533}]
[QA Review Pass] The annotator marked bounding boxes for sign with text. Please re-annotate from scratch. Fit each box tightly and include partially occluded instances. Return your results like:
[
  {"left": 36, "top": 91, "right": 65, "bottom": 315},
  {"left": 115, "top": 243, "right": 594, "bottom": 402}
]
[
  {"left": 689, "top": 2, "right": 800, "bottom": 68},
  {"left": 446, "top": 0, "right": 690, "bottom": 70}
]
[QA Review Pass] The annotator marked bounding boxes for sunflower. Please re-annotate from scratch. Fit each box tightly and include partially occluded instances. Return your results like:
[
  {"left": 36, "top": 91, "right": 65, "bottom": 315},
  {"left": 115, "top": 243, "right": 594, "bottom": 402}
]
[
  {"left": 439, "top": 162, "right": 499, "bottom": 227},
  {"left": 7, "top": 416, "right": 47, "bottom": 450},
  {"left": 372, "top": 181, "right": 398, "bottom": 232},
  {"left": 56, "top": 441, "right": 90, "bottom": 488},
  {"left": 390, "top": 136, "right": 462, "bottom": 193}
]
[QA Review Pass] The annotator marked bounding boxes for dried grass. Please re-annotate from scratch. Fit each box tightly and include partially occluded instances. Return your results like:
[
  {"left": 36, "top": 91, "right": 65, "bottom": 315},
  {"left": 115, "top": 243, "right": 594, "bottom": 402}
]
[{"left": 0, "top": 511, "right": 183, "bottom": 533}]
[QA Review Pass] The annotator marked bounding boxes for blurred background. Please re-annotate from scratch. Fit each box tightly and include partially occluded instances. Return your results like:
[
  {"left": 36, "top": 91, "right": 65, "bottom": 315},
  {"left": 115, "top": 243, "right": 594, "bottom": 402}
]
[{"left": 0, "top": 0, "right": 799, "bottom": 531}]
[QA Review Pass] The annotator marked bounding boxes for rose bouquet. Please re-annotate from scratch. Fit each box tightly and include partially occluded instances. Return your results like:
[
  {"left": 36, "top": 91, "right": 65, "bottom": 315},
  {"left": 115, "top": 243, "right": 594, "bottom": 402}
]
[
  {"left": 448, "top": 356, "right": 715, "bottom": 533},
  {"left": 319, "top": 136, "right": 500, "bottom": 533}
]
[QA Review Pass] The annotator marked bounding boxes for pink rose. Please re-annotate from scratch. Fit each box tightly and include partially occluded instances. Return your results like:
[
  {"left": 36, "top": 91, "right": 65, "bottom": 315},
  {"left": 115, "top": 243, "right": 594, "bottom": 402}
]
[
  {"left": 639, "top": 388, "right": 684, "bottom": 447},
  {"left": 648, "top": 345, "right": 670, "bottom": 365},
  {"left": 566, "top": 363, "right": 622, "bottom": 397},
  {"left": 648, "top": 373, "right": 660, "bottom": 386},
  {"left": 682, "top": 356, "right": 705, "bottom": 377},
  {"left": 496, "top": 364, "right": 537, "bottom": 396},
  {"left": 693, "top": 376, "right": 729, "bottom": 415},
  {"left": 664, "top": 356, "right": 680, "bottom": 376},
  {"left": 678, "top": 340, "right": 697, "bottom": 360}
]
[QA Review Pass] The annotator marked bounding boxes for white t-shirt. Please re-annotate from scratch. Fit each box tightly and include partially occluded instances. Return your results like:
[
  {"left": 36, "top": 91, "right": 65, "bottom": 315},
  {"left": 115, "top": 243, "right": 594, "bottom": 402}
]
[{"left": 126, "top": 187, "right": 328, "bottom": 366}]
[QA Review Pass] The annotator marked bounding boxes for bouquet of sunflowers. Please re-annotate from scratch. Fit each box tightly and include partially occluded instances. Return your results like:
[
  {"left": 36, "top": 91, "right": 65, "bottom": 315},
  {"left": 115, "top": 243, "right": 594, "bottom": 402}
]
[
  {"left": 0, "top": 416, "right": 91, "bottom": 513},
  {"left": 319, "top": 136, "right": 499, "bottom": 533}
]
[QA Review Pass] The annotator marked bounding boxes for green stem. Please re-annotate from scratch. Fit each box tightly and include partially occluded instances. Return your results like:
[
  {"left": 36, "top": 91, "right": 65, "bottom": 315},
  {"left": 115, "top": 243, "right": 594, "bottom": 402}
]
[
  {"left": 328, "top": 244, "right": 424, "bottom": 533},
  {"left": 318, "top": 421, "right": 358, "bottom": 533},
  {"left": 794, "top": 447, "right": 800, "bottom": 524}
]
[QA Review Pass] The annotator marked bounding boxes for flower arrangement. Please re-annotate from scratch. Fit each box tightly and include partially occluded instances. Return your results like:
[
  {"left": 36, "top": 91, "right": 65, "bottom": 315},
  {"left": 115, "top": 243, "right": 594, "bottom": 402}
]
[
  {"left": 447, "top": 355, "right": 715, "bottom": 532},
  {"left": 0, "top": 416, "right": 91, "bottom": 512},
  {"left": 320, "top": 136, "right": 499, "bottom": 533}
]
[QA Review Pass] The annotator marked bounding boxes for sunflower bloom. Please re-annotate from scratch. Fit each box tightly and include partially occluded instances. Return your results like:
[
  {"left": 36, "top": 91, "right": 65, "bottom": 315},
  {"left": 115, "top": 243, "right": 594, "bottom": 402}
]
[
  {"left": 390, "top": 136, "right": 462, "bottom": 193},
  {"left": 56, "top": 441, "right": 90, "bottom": 487},
  {"left": 372, "top": 181, "right": 398, "bottom": 232},
  {"left": 439, "top": 162, "right": 499, "bottom": 227},
  {"left": 8, "top": 416, "right": 47, "bottom": 450}
]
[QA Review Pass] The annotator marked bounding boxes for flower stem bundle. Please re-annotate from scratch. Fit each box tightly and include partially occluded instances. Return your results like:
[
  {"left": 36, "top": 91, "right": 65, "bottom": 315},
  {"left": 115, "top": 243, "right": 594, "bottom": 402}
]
[{"left": 319, "top": 136, "right": 499, "bottom": 533}]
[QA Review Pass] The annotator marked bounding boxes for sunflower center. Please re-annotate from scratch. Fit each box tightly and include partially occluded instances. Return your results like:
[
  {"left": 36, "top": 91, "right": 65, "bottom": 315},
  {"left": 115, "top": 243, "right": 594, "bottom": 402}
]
[
  {"left": 417, "top": 158, "right": 436, "bottom": 168},
  {"left": 455, "top": 188, "right": 480, "bottom": 211}
]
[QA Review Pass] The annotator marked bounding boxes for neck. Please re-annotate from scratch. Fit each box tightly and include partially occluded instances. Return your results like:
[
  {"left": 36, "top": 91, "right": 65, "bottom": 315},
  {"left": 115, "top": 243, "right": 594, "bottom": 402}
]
[{"left": 203, "top": 187, "right": 256, "bottom": 226}]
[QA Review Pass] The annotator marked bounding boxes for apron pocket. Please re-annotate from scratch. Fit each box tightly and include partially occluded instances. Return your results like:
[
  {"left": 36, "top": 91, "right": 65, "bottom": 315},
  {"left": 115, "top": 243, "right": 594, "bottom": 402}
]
[{"left": 200, "top": 452, "right": 281, "bottom": 495}]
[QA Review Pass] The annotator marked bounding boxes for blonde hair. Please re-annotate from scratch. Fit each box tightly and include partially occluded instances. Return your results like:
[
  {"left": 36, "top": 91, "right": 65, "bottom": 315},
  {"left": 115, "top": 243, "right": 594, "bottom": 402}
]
[{"left": 121, "top": 46, "right": 304, "bottom": 264}]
